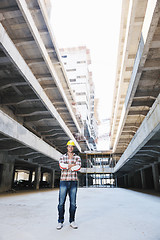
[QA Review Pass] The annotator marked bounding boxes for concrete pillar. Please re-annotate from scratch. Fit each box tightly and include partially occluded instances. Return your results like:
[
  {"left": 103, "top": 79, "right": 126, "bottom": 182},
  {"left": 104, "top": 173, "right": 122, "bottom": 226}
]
[
  {"left": 0, "top": 153, "right": 15, "bottom": 193},
  {"left": 29, "top": 170, "right": 33, "bottom": 183},
  {"left": 40, "top": 172, "right": 43, "bottom": 181},
  {"left": 115, "top": 178, "right": 118, "bottom": 188},
  {"left": 128, "top": 172, "right": 134, "bottom": 187},
  {"left": 152, "top": 163, "right": 160, "bottom": 192},
  {"left": 50, "top": 169, "right": 55, "bottom": 188},
  {"left": 140, "top": 169, "right": 146, "bottom": 189},
  {"left": 100, "top": 177, "right": 102, "bottom": 186},
  {"left": 86, "top": 172, "right": 88, "bottom": 188},
  {"left": 34, "top": 166, "right": 41, "bottom": 190},
  {"left": 133, "top": 174, "right": 136, "bottom": 188},
  {"left": 124, "top": 175, "right": 128, "bottom": 187},
  {"left": 78, "top": 173, "right": 85, "bottom": 187}
]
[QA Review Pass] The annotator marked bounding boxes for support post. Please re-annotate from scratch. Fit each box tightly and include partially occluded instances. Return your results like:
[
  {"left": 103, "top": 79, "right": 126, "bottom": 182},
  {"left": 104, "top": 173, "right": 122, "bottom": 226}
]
[
  {"left": 124, "top": 175, "right": 128, "bottom": 188},
  {"left": 86, "top": 172, "right": 88, "bottom": 188},
  {"left": 29, "top": 170, "right": 33, "bottom": 183},
  {"left": 115, "top": 177, "right": 118, "bottom": 188},
  {"left": 152, "top": 163, "right": 160, "bottom": 192},
  {"left": 34, "top": 166, "right": 41, "bottom": 190},
  {"left": 140, "top": 169, "right": 146, "bottom": 189},
  {"left": 51, "top": 169, "right": 55, "bottom": 188}
]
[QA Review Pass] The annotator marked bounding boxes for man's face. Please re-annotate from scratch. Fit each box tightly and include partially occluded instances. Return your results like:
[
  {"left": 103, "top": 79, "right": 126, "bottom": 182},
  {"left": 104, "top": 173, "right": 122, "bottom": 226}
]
[{"left": 67, "top": 145, "right": 74, "bottom": 153}]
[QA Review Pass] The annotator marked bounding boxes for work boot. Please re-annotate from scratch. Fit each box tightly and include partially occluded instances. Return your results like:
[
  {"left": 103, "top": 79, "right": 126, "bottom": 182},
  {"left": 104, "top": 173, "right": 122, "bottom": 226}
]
[
  {"left": 56, "top": 222, "right": 63, "bottom": 230},
  {"left": 70, "top": 221, "right": 78, "bottom": 229}
]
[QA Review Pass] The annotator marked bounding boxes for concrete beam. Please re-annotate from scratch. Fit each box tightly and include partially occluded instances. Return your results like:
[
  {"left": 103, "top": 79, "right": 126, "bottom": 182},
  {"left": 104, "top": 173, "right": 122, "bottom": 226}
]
[
  {"left": 114, "top": 94, "right": 160, "bottom": 173},
  {"left": 44, "top": 133, "right": 65, "bottom": 137},
  {"left": 135, "top": 90, "right": 159, "bottom": 98},
  {"left": 39, "top": 28, "right": 48, "bottom": 35},
  {"left": 16, "top": 108, "right": 48, "bottom": 117},
  {"left": 24, "top": 115, "right": 53, "bottom": 122},
  {"left": 0, "top": 141, "right": 23, "bottom": 151},
  {"left": 143, "top": 58, "right": 160, "bottom": 70},
  {"left": 0, "top": 10, "right": 22, "bottom": 21},
  {"left": 0, "top": 109, "right": 61, "bottom": 161},
  {"left": 131, "top": 100, "right": 154, "bottom": 107},
  {"left": 0, "top": 56, "right": 10, "bottom": 64},
  {"left": 25, "top": 58, "right": 44, "bottom": 65},
  {"left": 128, "top": 110, "right": 149, "bottom": 116},
  {"left": 18, "top": 153, "right": 42, "bottom": 159},
  {"left": 13, "top": 37, "right": 34, "bottom": 43},
  {"left": 0, "top": 79, "right": 27, "bottom": 90},
  {"left": 36, "top": 126, "right": 61, "bottom": 132},
  {"left": 139, "top": 149, "right": 160, "bottom": 155},
  {"left": 0, "top": 6, "right": 19, "bottom": 13},
  {"left": 0, "top": 23, "right": 81, "bottom": 152},
  {"left": 1, "top": 95, "right": 39, "bottom": 105},
  {"left": 8, "top": 148, "right": 35, "bottom": 155}
]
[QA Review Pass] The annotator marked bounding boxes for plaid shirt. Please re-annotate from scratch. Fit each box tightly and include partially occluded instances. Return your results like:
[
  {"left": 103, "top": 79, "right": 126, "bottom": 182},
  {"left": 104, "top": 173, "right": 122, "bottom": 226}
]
[{"left": 59, "top": 153, "right": 81, "bottom": 181}]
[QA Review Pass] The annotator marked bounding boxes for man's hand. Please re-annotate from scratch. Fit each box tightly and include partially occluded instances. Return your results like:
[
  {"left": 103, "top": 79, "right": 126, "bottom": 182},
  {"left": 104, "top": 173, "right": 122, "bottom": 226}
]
[{"left": 68, "top": 164, "right": 76, "bottom": 170}]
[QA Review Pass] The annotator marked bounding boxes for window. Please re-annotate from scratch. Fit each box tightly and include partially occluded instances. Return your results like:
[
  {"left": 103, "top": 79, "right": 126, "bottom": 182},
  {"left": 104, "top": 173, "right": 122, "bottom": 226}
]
[
  {"left": 76, "top": 92, "right": 86, "bottom": 96},
  {"left": 77, "top": 101, "right": 86, "bottom": 105},
  {"left": 77, "top": 61, "right": 86, "bottom": 64},
  {"left": 70, "top": 79, "right": 76, "bottom": 82},
  {"left": 67, "top": 69, "right": 76, "bottom": 72},
  {"left": 77, "top": 75, "right": 86, "bottom": 78}
]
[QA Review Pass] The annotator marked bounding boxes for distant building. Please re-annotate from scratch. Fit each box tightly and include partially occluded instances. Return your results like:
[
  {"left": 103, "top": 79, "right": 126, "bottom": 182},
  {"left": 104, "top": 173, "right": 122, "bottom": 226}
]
[{"left": 60, "top": 46, "right": 98, "bottom": 150}]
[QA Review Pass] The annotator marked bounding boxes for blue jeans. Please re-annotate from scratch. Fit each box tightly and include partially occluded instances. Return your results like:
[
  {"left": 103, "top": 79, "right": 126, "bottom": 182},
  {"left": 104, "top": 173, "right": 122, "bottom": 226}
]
[{"left": 58, "top": 181, "right": 78, "bottom": 223}]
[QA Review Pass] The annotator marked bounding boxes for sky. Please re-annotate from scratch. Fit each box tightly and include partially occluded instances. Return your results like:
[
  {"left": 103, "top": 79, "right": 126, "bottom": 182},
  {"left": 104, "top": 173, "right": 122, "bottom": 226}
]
[{"left": 50, "top": 0, "right": 122, "bottom": 150}]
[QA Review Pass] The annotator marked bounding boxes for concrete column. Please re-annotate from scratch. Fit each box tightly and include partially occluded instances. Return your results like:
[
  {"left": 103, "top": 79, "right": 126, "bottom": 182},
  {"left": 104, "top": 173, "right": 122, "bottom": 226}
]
[
  {"left": 133, "top": 174, "right": 137, "bottom": 188},
  {"left": 50, "top": 169, "right": 55, "bottom": 188},
  {"left": 140, "top": 169, "right": 146, "bottom": 189},
  {"left": 115, "top": 178, "right": 118, "bottom": 188},
  {"left": 86, "top": 172, "right": 88, "bottom": 188},
  {"left": 100, "top": 177, "right": 102, "bottom": 186},
  {"left": 78, "top": 173, "right": 85, "bottom": 187},
  {"left": 0, "top": 153, "right": 15, "bottom": 193},
  {"left": 34, "top": 166, "right": 41, "bottom": 190},
  {"left": 152, "top": 163, "right": 159, "bottom": 192},
  {"left": 40, "top": 172, "right": 43, "bottom": 181},
  {"left": 124, "top": 175, "right": 128, "bottom": 187},
  {"left": 29, "top": 170, "right": 33, "bottom": 183},
  {"left": 128, "top": 172, "right": 136, "bottom": 188}
]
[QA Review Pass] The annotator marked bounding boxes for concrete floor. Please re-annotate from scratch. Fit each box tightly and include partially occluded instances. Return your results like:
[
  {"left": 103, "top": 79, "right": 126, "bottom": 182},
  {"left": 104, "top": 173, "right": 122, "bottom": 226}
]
[{"left": 0, "top": 188, "right": 160, "bottom": 240}]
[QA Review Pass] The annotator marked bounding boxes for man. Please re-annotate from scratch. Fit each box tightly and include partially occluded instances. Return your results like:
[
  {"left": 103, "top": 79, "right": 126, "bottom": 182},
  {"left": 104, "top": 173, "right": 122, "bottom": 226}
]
[{"left": 56, "top": 140, "right": 81, "bottom": 230}]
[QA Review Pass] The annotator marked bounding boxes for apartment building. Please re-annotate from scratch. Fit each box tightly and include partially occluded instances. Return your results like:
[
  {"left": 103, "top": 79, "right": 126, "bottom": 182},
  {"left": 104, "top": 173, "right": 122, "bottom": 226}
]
[{"left": 60, "top": 46, "right": 97, "bottom": 150}]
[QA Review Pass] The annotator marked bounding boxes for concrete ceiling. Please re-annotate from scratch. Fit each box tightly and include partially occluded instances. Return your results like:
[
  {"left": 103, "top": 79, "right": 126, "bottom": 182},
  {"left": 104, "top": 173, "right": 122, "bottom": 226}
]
[
  {"left": 110, "top": 0, "right": 160, "bottom": 161},
  {"left": 0, "top": 0, "right": 89, "bottom": 170}
]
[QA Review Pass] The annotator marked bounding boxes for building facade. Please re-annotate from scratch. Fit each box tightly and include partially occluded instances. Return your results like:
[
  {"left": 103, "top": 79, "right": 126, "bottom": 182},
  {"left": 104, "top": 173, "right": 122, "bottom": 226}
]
[{"left": 60, "top": 46, "right": 98, "bottom": 150}]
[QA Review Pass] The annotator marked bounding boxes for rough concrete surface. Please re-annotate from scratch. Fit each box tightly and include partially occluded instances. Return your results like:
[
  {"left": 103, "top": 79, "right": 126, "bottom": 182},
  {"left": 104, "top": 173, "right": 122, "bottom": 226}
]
[{"left": 0, "top": 188, "right": 160, "bottom": 240}]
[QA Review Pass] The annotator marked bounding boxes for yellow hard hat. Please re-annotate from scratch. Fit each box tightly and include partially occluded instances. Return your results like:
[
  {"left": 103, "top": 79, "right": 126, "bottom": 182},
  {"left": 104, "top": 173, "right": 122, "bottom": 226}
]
[{"left": 67, "top": 140, "right": 75, "bottom": 146}]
